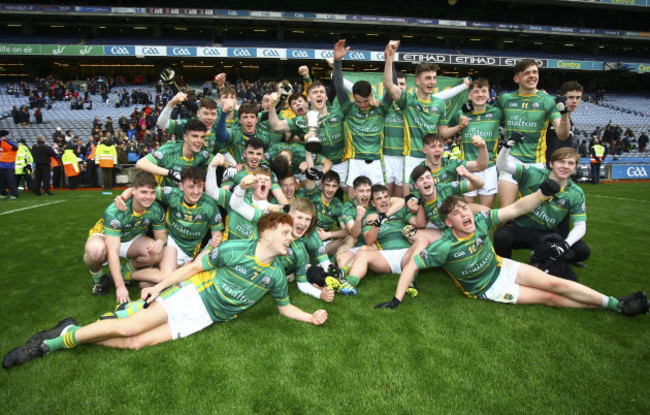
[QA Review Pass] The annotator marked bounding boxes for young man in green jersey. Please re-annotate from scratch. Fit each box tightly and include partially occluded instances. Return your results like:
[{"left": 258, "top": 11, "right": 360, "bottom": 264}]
[
  {"left": 217, "top": 101, "right": 271, "bottom": 167},
  {"left": 383, "top": 40, "right": 468, "bottom": 197},
  {"left": 332, "top": 40, "right": 393, "bottom": 198},
  {"left": 84, "top": 171, "right": 167, "bottom": 303},
  {"left": 156, "top": 92, "right": 222, "bottom": 154},
  {"left": 407, "top": 164, "right": 484, "bottom": 245},
  {"left": 3, "top": 213, "right": 328, "bottom": 369},
  {"left": 447, "top": 78, "right": 502, "bottom": 208},
  {"left": 135, "top": 119, "right": 211, "bottom": 188},
  {"left": 328, "top": 184, "right": 428, "bottom": 295},
  {"left": 494, "top": 146, "right": 590, "bottom": 265},
  {"left": 377, "top": 191, "right": 648, "bottom": 317},
  {"left": 114, "top": 166, "right": 224, "bottom": 280},
  {"left": 496, "top": 59, "right": 572, "bottom": 208}
]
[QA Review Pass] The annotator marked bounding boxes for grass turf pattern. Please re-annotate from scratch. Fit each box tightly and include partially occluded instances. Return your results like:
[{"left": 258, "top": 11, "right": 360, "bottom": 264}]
[{"left": 0, "top": 184, "right": 648, "bottom": 414}]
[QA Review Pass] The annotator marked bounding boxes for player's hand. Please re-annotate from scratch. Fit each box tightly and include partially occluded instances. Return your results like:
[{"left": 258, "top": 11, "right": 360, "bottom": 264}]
[
  {"left": 304, "top": 130, "right": 317, "bottom": 142},
  {"left": 114, "top": 195, "right": 127, "bottom": 211},
  {"left": 555, "top": 96, "right": 568, "bottom": 114},
  {"left": 298, "top": 161, "right": 309, "bottom": 173},
  {"left": 298, "top": 65, "right": 310, "bottom": 78},
  {"left": 364, "top": 213, "right": 378, "bottom": 225},
  {"left": 406, "top": 196, "right": 420, "bottom": 213},
  {"left": 221, "top": 97, "right": 236, "bottom": 114},
  {"left": 472, "top": 135, "right": 486, "bottom": 148},
  {"left": 235, "top": 163, "right": 244, "bottom": 171},
  {"left": 170, "top": 92, "right": 187, "bottom": 106},
  {"left": 504, "top": 132, "right": 525, "bottom": 148},
  {"left": 333, "top": 39, "right": 350, "bottom": 61},
  {"left": 222, "top": 166, "right": 238, "bottom": 182},
  {"left": 375, "top": 297, "right": 401, "bottom": 310},
  {"left": 317, "top": 227, "right": 330, "bottom": 241},
  {"left": 463, "top": 77, "right": 472, "bottom": 88},
  {"left": 116, "top": 286, "right": 130, "bottom": 305},
  {"left": 320, "top": 288, "right": 335, "bottom": 303},
  {"left": 370, "top": 96, "right": 381, "bottom": 108},
  {"left": 402, "top": 224, "right": 417, "bottom": 238},
  {"left": 168, "top": 170, "right": 182, "bottom": 183},
  {"left": 456, "top": 165, "right": 470, "bottom": 178},
  {"left": 239, "top": 174, "right": 257, "bottom": 190},
  {"left": 385, "top": 40, "right": 400, "bottom": 59},
  {"left": 374, "top": 212, "right": 388, "bottom": 227},
  {"left": 459, "top": 115, "right": 470, "bottom": 129},
  {"left": 305, "top": 167, "right": 323, "bottom": 181},
  {"left": 539, "top": 178, "right": 561, "bottom": 197},
  {"left": 461, "top": 101, "right": 474, "bottom": 113},
  {"left": 210, "top": 231, "right": 223, "bottom": 248},
  {"left": 148, "top": 239, "right": 165, "bottom": 256},
  {"left": 356, "top": 205, "right": 367, "bottom": 218},
  {"left": 141, "top": 286, "right": 161, "bottom": 307},
  {"left": 311, "top": 309, "right": 328, "bottom": 325},
  {"left": 550, "top": 239, "right": 570, "bottom": 260},
  {"left": 210, "top": 153, "right": 225, "bottom": 168},
  {"left": 214, "top": 72, "right": 226, "bottom": 88}
]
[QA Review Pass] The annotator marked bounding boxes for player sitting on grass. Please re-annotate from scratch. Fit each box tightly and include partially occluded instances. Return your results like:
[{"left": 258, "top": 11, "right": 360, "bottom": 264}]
[
  {"left": 3, "top": 213, "right": 328, "bottom": 370},
  {"left": 114, "top": 166, "right": 224, "bottom": 276},
  {"left": 84, "top": 171, "right": 167, "bottom": 303},
  {"left": 376, "top": 191, "right": 649, "bottom": 316}
]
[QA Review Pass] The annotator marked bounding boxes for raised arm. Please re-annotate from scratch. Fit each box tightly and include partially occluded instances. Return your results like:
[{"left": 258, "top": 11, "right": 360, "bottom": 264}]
[
  {"left": 465, "top": 136, "right": 489, "bottom": 172},
  {"left": 383, "top": 40, "right": 402, "bottom": 102},
  {"left": 332, "top": 40, "right": 351, "bottom": 106},
  {"left": 157, "top": 92, "right": 187, "bottom": 130}
]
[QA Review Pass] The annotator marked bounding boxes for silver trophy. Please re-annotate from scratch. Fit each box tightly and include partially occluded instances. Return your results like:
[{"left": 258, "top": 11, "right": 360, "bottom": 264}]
[{"left": 304, "top": 110, "right": 322, "bottom": 153}]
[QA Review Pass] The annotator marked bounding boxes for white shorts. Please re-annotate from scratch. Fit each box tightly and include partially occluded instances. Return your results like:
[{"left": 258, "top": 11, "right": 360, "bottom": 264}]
[
  {"left": 480, "top": 257, "right": 520, "bottom": 304},
  {"left": 383, "top": 155, "right": 404, "bottom": 186},
  {"left": 97, "top": 235, "right": 143, "bottom": 265},
  {"left": 379, "top": 248, "right": 408, "bottom": 274},
  {"left": 498, "top": 154, "right": 545, "bottom": 184},
  {"left": 403, "top": 155, "right": 426, "bottom": 186},
  {"left": 156, "top": 282, "right": 214, "bottom": 340},
  {"left": 331, "top": 161, "right": 349, "bottom": 187},
  {"left": 167, "top": 236, "right": 195, "bottom": 267},
  {"left": 346, "top": 159, "right": 385, "bottom": 187},
  {"left": 345, "top": 246, "right": 361, "bottom": 256},
  {"left": 464, "top": 165, "right": 498, "bottom": 197}
]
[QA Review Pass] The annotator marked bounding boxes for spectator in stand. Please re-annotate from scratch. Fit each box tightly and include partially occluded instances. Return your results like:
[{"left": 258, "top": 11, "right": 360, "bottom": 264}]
[
  {"left": 34, "top": 107, "right": 43, "bottom": 124},
  {"left": 639, "top": 131, "right": 648, "bottom": 153},
  {"left": 105, "top": 116, "right": 114, "bottom": 135},
  {"left": 93, "top": 116, "right": 103, "bottom": 130},
  {"left": 126, "top": 141, "right": 140, "bottom": 163},
  {"left": 118, "top": 114, "right": 129, "bottom": 132},
  {"left": 18, "top": 106, "right": 30, "bottom": 126},
  {"left": 116, "top": 142, "right": 128, "bottom": 166},
  {"left": 126, "top": 124, "right": 138, "bottom": 141}
]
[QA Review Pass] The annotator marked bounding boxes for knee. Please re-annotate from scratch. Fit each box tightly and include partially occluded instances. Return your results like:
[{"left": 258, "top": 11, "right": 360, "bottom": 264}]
[
  {"left": 113, "top": 321, "right": 139, "bottom": 338},
  {"left": 123, "top": 336, "right": 146, "bottom": 350},
  {"left": 85, "top": 245, "right": 105, "bottom": 263}
]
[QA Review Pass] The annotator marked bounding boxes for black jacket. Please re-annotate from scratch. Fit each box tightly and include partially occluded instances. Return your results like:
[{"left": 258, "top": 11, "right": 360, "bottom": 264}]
[{"left": 31, "top": 142, "right": 57, "bottom": 164}]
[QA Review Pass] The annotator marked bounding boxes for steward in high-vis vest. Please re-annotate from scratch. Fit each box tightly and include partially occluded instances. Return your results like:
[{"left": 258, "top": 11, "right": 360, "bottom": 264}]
[
  {"left": 15, "top": 139, "right": 33, "bottom": 193},
  {"left": 0, "top": 129, "right": 19, "bottom": 198},
  {"left": 95, "top": 138, "right": 117, "bottom": 190},
  {"left": 62, "top": 142, "right": 80, "bottom": 189},
  {"left": 589, "top": 138, "right": 605, "bottom": 185}
]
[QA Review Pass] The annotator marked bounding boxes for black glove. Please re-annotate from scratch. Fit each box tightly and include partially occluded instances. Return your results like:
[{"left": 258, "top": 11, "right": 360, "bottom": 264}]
[
  {"left": 375, "top": 297, "right": 401, "bottom": 310},
  {"left": 305, "top": 167, "right": 323, "bottom": 181},
  {"left": 374, "top": 212, "right": 388, "bottom": 227},
  {"left": 306, "top": 266, "right": 327, "bottom": 287},
  {"left": 222, "top": 166, "right": 237, "bottom": 182},
  {"left": 461, "top": 101, "right": 474, "bottom": 113},
  {"left": 274, "top": 83, "right": 292, "bottom": 113},
  {"left": 282, "top": 204, "right": 291, "bottom": 213},
  {"left": 504, "top": 132, "right": 525, "bottom": 148},
  {"left": 555, "top": 95, "right": 568, "bottom": 114},
  {"left": 549, "top": 239, "right": 570, "bottom": 260},
  {"left": 168, "top": 170, "right": 182, "bottom": 183},
  {"left": 25, "top": 164, "right": 33, "bottom": 174},
  {"left": 539, "top": 178, "right": 561, "bottom": 197},
  {"left": 258, "top": 164, "right": 271, "bottom": 172},
  {"left": 404, "top": 193, "right": 422, "bottom": 206}
]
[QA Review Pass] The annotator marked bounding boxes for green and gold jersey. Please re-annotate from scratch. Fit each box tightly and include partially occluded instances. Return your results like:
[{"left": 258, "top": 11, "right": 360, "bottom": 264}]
[
  {"left": 512, "top": 164, "right": 587, "bottom": 231},
  {"left": 447, "top": 105, "right": 502, "bottom": 167},
  {"left": 277, "top": 239, "right": 310, "bottom": 284},
  {"left": 287, "top": 106, "right": 346, "bottom": 164},
  {"left": 340, "top": 100, "right": 389, "bottom": 161},
  {"left": 415, "top": 210, "right": 502, "bottom": 298},
  {"left": 496, "top": 90, "right": 561, "bottom": 163},
  {"left": 224, "top": 190, "right": 264, "bottom": 241},
  {"left": 398, "top": 91, "right": 447, "bottom": 158},
  {"left": 157, "top": 186, "right": 223, "bottom": 257},
  {"left": 341, "top": 199, "right": 368, "bottom": 228},
  {"left": 257, "top": 111, "right": 286, "bottom": 145},
  {"left": 145, "top": 141, "right": 211, "bottom": 187},
  {"left": 383, "top": 103, "right": 405, "bottom": 157},
  {"left": 93, "top": 199, "right": 166, "bottom": 242},
  {"left": 306, "top": 190, "right": 345, "bottom": 232},
  {"left": 361, "top": 206, "right": 413, "bottom": 250},
  {"left": 168, "top": 118, "right": 225, "bottom": 155},
  {"left": 300, "top": 228, "right": 329, "bottom": 266},
  {"left": 415, "top": 180, "right": 469, "bottom": 229},
  {"left": 227, "top": 129, "right": 271, "bottom": 165},
  {"left": 192, "top": 239, "right": 290, "bottom": 322}
]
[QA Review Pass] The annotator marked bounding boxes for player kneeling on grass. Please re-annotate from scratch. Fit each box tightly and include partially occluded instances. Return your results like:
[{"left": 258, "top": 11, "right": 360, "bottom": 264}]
[
  {"left": 114, "top": 166, "right": 224, "bottom": 280},
  {"left": 3, "top": 212, "right": 328, "bottom": 369},
  {"left": 84, "top": 171, "right": 167, "bottom": 303},
  {"left": 376, "top": 189, "right": 649, "bottom": 316}
]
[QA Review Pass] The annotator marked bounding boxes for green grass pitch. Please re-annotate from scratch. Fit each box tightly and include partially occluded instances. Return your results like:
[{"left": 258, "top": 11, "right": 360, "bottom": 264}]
[{"left": 0, "top": 183, "right": 649, "bottom": 414}]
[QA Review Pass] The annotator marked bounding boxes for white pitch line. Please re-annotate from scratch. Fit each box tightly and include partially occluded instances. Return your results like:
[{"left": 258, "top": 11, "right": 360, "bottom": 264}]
[
  {"left": 0, "top": 200, "right": 64, "bottom": 216},
  {"left": 589, "top": 194, "right": 649, "bottom": 203}
]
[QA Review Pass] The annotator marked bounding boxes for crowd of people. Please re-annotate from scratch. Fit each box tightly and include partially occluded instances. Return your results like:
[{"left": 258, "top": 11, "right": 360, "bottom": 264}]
[{"left": 2, "top": 40, "right": 648, "bottom": 370}]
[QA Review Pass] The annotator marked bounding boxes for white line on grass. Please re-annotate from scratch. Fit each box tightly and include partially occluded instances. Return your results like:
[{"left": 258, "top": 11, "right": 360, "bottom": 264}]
[
  {"left": 589, "top": 195, "right": 649, "bottom": 203},
  {"left": 0, "top": 200, "right": 64, "bottom": 216}
]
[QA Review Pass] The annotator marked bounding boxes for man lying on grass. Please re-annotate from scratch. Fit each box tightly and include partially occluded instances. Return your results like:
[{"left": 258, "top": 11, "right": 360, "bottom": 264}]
[
  {"left": 3, "top": 212, "right": 328, "bottom": 369},
  {"left": 376, "top": 186, "right": 649, "bottom": 316}
]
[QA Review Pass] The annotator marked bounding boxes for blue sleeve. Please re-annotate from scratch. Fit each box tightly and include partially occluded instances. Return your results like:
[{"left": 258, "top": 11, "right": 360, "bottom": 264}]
[{"left": 216, "top": 112, "right": 230, "bottom": 143}]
